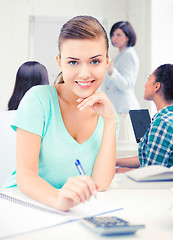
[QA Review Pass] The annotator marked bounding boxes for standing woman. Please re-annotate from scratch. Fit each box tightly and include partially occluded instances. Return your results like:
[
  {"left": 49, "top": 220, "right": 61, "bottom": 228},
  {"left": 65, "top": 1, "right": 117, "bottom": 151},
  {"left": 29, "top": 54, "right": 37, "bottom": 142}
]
[
  {"left": 3, "top": 16, "right": 118, "bottom": 212},
  {"left": 103, "top": 21, "right": 140, "bottom": 141}
]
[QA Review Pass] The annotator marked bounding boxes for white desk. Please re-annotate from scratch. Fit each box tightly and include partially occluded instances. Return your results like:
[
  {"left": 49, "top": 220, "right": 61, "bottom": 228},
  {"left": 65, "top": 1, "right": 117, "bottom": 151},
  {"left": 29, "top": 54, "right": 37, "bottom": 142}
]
[
  {"left": 5, "top": 180, "right": 173, "bottom": 240},
  {"left": 1, "top": 138, "right": 173, "bottom": 240},
  {"left": 112, "top": 173, "right": 173, "bottom": 189}
]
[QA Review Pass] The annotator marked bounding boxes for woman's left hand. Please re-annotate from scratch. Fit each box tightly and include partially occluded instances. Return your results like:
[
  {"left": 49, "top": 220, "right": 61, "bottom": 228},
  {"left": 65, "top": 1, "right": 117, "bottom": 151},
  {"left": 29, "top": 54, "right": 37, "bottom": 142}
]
[{"left": 77, "top": 92, "right": 116, "bottom": 123}]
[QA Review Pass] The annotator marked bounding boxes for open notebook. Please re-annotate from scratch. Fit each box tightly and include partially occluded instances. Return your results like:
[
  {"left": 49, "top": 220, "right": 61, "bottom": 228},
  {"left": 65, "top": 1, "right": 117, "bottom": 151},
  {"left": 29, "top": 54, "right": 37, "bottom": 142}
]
[
  {"left": 0, "top": 188, "right": 122, "bottom": 239},
  {"left": 126, "top": 165, "right": 173, "bottom": 182}
]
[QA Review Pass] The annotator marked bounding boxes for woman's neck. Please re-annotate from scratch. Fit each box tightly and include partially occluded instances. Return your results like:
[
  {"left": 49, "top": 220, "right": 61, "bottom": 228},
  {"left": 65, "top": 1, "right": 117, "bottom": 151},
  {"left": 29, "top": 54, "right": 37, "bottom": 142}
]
[
  {"left": 119, "top": 45, "right": 127, "bottom": 53},
  {"left": 54, "top": 83, "right": 79, "bottom": 107},
  {"left": 154, "top": 98, "right": 173, "bottom": 111}
]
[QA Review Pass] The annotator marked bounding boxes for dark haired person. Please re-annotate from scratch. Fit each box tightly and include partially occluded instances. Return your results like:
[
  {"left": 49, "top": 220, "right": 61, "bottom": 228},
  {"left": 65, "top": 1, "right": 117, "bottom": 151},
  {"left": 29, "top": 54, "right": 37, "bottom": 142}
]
[
  {"left": 102, "top": 21, "right": 140, "bottom": 141},
  {"left": 0, "top": 61, "right": 49, "bottom": 184},
  {"left": 116, "top": 64, "right": 173, "bottom": 172},
  {"left": 8, "top": 61, "right": 49, "bottom": 110}
]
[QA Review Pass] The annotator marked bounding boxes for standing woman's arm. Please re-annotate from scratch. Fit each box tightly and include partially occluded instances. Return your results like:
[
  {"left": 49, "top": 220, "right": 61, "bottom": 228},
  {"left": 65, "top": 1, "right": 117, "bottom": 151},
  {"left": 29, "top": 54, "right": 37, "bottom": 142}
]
[{"left": 108, "top": 51, "right": 138, "bottom": 92}]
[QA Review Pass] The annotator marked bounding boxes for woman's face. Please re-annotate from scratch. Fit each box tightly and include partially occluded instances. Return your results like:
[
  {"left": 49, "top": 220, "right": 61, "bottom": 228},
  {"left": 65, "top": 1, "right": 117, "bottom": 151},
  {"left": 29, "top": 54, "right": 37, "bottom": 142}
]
[
  {"left": 57, "top": 37, "right": 109, "bottom": 99},
  {"left": 111, "top": 28, "right": 129, "bottom": 52},
  {"left": 144, "top": 71, "right": 157, "bottom": 100}
]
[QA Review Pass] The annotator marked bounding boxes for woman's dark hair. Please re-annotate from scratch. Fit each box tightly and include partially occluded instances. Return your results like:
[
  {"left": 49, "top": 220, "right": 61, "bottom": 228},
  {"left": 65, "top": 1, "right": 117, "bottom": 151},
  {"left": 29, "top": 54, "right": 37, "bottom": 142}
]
[
  {"left": 55, "top": 15, "right": 109, "bottom": 83},
  {"left": 110, "top": 21, "right": 136, "bottom": 47},
  {"left": 154, "top": 64, "right": 173, "bottom": 101},
  {"left": 8, "top": 61, "right": 49, "bottom": 110}
]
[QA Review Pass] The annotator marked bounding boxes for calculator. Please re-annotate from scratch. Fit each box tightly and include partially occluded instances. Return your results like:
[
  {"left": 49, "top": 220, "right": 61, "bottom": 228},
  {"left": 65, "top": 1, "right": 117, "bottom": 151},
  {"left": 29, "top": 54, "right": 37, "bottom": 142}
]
[{"left": 80, "top": 216, "right": 145, "bottom": 236}]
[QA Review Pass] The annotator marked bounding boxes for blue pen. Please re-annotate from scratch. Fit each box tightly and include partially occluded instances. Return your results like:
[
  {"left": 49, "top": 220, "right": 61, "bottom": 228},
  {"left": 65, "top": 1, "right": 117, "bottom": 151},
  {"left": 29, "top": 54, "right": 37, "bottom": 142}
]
[
  {"left": 75, "top": 159, "right": 86, "bottom": 175},
  {"left": 75, "top": 159, "right": 97, "bottom": 198}
]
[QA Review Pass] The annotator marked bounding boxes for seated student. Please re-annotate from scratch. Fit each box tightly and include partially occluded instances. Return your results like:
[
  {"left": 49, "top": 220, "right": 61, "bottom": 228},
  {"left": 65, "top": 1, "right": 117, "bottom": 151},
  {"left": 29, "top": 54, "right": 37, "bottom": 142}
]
[
  {"left": 0, "top": 61, "right": 49, "bottom": 186},
  {"left": 8, "top": 61, "right": 49, "bottom": 110},
  {"left": 116, "top": 64, "right": 173, "bottom": 173},
  {"left": 3, "top": 16, "right": 119, "bottom": 212}
]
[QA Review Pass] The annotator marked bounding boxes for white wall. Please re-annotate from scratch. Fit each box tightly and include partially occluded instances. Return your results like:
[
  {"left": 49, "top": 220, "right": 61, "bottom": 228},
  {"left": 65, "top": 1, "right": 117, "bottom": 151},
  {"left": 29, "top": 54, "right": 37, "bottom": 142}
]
[
  {"left": 126, "top": 0, "right": 152, "bottom": 110},
  {"left": 0, "top": 0, "right": 151, "bottom": 111},
  {"left": 149, "top": 0, "right": 173, "bottom": 116},
  {"left": 151, "top": 0, "right": 173, "bottom": 69}
]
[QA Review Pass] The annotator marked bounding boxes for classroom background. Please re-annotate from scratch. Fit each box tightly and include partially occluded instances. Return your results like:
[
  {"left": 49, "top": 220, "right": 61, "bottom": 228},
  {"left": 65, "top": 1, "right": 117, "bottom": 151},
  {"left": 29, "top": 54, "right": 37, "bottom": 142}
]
[{"left": 0, "top": 0, "right": 173, "bottom": 115}]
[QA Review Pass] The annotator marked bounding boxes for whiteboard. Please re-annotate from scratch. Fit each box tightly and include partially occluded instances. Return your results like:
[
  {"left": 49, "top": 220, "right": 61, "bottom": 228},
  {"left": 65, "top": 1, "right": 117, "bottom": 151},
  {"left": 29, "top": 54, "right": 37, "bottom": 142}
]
[{"left": 28, "top": 16, "right": 107, "bottom": 84}]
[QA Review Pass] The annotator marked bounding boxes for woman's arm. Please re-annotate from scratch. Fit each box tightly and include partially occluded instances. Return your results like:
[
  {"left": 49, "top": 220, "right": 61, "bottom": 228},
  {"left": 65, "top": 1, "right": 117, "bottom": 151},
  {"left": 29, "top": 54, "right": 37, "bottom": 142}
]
[
  {"left": 77, "top": 92, "right": 117, "bottom": 191},
  {"left": 107, "top": 52, "right": 138, "bottom": 92},
  {"left": 16, "top": 128, "right": 97, "bottom": 211},
  {"left": 116, "top": 156, "right": 140, "bottom": 168},
  {"left": 92, "top": 119, "right": 116, "bottom": 191}
]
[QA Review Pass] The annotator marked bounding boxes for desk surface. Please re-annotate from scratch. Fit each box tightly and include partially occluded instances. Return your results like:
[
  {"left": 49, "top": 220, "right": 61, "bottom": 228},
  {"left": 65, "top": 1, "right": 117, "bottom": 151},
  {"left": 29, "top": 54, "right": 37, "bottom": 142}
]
[
  {"left": 6, "top": 185, "right": 173, "bottom": 240},
  {"left": 112, "top": 173, "right": 173, "bottom": 189}
]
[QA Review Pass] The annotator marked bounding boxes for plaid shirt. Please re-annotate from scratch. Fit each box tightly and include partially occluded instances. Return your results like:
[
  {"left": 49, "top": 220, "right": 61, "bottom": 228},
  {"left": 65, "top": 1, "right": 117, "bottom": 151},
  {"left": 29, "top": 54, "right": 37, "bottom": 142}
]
[{"left": 138, "top": 105, "right": 173, "bottom": 167}]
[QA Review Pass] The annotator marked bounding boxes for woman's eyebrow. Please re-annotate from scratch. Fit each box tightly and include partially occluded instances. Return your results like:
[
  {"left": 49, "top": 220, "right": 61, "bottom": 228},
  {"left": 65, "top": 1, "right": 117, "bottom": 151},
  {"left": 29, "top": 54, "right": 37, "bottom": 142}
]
[
  {"left": 66, "top": 57, "right": 80, "bottom": 60},
  {"left": 90, "top": 54, "right": 103, "bottom": 59},
  {"left": 65, "top": 54, "right": 103, "bottom": 60}
]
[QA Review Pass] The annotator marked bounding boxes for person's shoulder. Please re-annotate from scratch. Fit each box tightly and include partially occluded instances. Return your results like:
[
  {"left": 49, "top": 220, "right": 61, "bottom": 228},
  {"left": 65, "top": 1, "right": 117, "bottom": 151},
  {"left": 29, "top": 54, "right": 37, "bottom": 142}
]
[
  {"left": 19, "top": 85, "right": 56, "bottom": 110},
  {"left": 29, "top": 85, "right": 54, "bottom": 94},
  {"left": 124, "top": 47, "right": 137, "bottom": 57},
  {"left": 153, "top": 110, "right": 173, "bottom": 131},
  {"left": 121, "top": 47, "right": 138, "bottom": 62},
  {"left": 25, "top": 85, "right": 55, "bottom": 99}
]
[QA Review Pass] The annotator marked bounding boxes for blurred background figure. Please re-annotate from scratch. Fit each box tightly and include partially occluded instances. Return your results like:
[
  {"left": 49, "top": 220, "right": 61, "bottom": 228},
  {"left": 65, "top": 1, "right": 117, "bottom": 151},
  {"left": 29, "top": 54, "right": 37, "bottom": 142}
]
[
  {"left": 0, "top": 61, "right": 49, "bottom": 185},
  {"left": 116, "top": 63, "right": 173, "bottom": 172},
  {"left": 102, "top": 21, "right": 140, "bottom": 142},
  {"left": 8, "top": 61, "right": 49, "bottom": 110}
]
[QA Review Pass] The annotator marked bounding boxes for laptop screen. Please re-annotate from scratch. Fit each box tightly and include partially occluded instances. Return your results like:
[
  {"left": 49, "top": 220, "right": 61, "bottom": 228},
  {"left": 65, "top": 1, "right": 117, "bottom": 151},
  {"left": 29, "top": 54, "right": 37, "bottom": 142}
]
[{"left": 129, "top": 109, "right": 151, "bottom": 143}]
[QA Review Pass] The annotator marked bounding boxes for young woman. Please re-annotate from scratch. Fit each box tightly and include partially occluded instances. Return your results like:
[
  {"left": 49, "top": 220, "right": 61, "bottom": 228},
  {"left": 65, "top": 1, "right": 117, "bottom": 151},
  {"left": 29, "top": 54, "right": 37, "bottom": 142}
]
[
  {"left": 4, "top": 16, "right": 118, "bottom": 211},
  {"left": 8, "top": 61, "right": 49, "bottom": 110},
  {"left": 116, "top": 64, "right": 173, "bottom": 173},
  {"left": 102, "top": 21, "right": 140, "bottom": 141}
]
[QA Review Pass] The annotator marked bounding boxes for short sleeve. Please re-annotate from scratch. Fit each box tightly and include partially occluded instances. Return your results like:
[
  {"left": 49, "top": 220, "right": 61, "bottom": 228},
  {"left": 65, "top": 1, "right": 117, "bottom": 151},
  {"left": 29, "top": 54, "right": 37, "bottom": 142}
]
[{"left": 11, "top": 87, "right": 45, "bottom": 138}]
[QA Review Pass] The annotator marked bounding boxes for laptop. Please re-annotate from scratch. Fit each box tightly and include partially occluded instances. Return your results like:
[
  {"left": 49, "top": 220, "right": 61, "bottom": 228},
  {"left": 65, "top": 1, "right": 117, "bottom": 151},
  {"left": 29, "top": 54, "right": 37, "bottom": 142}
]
[{"left": 129, "top": 109, "right": 151, "bottom": 143}]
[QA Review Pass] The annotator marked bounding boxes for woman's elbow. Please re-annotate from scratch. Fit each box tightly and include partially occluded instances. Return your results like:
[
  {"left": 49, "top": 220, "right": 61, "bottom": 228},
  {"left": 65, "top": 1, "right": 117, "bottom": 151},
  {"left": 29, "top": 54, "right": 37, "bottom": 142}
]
[{"left": 95, "top": 172, "right": 115, "bottom": 192}]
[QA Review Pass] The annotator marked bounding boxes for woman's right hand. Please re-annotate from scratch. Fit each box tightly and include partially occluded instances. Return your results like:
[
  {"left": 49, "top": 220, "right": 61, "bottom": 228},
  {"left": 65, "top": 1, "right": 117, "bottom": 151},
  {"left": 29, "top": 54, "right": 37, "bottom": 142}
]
[
  {"left": 55, "top": 176, "right": 97, "bottom": 212},
  {"left": 107, "top": 58, "right": 115, "bottom": 75}
]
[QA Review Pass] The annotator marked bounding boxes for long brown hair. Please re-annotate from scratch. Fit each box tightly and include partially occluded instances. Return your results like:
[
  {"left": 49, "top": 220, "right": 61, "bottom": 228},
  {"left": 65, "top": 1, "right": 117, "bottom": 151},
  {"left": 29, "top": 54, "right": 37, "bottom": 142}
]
[{"left": 55, "top": 16, "right": 109, "bottom": 84}]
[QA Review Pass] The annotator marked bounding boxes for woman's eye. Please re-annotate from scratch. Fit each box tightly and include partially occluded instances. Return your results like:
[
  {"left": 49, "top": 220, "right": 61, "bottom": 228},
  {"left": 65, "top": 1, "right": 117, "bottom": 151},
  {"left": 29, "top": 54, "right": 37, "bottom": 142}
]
[
  {"left": 91, "top": 60, "right": 100, "bottom": 65},
  {"left": 69, "top": 61, "right": 77, "bottom": 66}
]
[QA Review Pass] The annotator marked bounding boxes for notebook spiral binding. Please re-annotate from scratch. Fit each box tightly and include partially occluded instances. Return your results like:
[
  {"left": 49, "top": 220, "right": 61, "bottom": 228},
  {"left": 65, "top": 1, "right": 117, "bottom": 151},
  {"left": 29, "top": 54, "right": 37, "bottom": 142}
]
[{"left": 0, "top": 192, "right": 66, "bottom": 216}]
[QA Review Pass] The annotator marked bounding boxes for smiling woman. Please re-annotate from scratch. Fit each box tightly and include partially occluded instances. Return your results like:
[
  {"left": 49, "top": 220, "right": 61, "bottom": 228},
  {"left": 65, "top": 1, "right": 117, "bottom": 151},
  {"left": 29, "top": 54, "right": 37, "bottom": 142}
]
[
  {"left": 56, "top": 37, "right": 108, "bottom": 98},
  {"left": 3, "top": 16, "right": 119, "bottom": 212}
]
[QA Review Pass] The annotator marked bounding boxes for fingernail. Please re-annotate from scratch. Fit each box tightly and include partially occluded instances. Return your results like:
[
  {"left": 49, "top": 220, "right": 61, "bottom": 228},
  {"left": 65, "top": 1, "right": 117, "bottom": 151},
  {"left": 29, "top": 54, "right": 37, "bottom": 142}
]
[{"left": 79, "top": 106, "right": 84, "bottom": 111}]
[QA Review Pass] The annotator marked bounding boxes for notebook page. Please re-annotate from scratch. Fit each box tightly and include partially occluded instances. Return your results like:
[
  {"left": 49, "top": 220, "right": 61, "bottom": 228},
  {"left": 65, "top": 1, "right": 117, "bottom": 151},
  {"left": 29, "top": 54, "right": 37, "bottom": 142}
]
[{"left": 0, "top": 188, "right": 122, "bottom": 239}]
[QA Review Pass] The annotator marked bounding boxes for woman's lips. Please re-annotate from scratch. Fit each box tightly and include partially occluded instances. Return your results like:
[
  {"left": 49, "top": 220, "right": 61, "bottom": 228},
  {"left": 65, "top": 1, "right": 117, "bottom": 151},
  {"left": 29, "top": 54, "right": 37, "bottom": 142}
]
[{"left": 75, "top": 80, "right": 95, "bottom": 88}]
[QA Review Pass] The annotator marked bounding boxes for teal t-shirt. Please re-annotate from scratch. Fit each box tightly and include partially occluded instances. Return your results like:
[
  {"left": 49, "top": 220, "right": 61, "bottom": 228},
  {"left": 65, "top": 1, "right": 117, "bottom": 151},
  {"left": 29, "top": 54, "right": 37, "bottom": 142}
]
[{"left": 4, "top": 85, "right": 118, "bottom": 189}]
